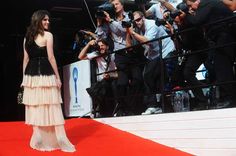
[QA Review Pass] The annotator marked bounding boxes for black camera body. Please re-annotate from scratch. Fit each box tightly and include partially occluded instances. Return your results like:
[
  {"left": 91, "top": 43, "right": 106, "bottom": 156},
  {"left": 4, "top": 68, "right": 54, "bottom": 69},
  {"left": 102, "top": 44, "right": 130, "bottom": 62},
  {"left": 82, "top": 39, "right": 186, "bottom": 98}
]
[
  {"left": 88, "top": 40, "right": 100, "bottom": 52},
  {"left": 169, "top": 10, "right": 182, "bottom": 19},
  {"left": 121, "top": 11, "right": 134, "bottom": 28},
  {"left": 155, "top": 2, "right": 189, "bottom": 27},
  {"left": 122, "top": 21, "right": 133, "bottom": 28},
  {"left": 176, "top": 2, "right": 189, "bottom": 14},
  {"left": 170, "top": 2, "right": 189, "bottom": 19},
  {"left": 95, "top": 2, "right": 115, "bottom": 19},
  {"left": 156, "top": 18, "right": 168, "bottom": 26},
  {"left": 155, "top": 11, "right": 176, "bottom": 26}
]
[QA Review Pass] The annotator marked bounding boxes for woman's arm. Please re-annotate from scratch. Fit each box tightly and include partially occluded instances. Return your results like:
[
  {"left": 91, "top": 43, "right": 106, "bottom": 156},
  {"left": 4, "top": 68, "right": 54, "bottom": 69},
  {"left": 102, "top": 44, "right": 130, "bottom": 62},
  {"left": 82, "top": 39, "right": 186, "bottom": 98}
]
[
  {"left": 22, "top": 38, "right": 29, "bottom": 76},
  {"left": 45, "top": 31, "right": 61, "bottom": 88}
]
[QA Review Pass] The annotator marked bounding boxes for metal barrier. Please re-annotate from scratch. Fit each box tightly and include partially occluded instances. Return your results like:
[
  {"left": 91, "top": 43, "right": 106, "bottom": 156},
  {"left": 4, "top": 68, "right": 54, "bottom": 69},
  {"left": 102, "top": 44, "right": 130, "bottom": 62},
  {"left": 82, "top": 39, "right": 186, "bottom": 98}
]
[{"left": 92, "top": 14, "right": 236, "bottom": 114}]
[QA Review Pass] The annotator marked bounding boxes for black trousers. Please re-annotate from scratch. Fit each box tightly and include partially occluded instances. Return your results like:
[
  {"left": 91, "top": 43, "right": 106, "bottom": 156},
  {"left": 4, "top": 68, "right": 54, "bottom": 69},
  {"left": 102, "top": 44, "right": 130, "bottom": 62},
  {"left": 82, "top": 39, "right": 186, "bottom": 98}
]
[
  {"left": 114, "top": 51, "right": 144, "bottom": 114},
  {"left": 212, "top": 32, "right": 236, "bottom": 101},
  {"left": 93, "top": 78, "right": 117, "bottom": 117},
  {"left": 143, "top": 57, "right": 164, "bottom": 108},
  {"left": 183, "top": 52, "right": 208, "bottom": 102}
]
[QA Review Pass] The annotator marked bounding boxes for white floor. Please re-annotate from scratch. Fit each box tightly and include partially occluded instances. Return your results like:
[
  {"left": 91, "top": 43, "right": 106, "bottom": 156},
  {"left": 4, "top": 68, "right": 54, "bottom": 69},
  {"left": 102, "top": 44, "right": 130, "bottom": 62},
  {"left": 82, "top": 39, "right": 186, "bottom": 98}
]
[{"left": 95, "top": 108, "right": 236, "bottom": 156}]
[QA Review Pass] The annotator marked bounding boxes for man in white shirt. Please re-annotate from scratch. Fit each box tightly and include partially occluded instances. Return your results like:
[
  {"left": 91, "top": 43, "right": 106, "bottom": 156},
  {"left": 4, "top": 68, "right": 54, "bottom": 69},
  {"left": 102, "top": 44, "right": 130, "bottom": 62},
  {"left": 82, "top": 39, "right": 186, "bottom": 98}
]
[
  {"left": 127, "top": 11, "right": 175, "bottom": 115},
  {"left": 79, "top": 38, "right": 117, "bottom": 117}
]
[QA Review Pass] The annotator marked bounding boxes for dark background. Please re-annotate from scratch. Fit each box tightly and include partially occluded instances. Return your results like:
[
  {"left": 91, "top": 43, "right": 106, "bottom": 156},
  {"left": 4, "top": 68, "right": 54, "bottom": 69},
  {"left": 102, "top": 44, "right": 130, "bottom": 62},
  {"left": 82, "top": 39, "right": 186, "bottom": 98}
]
[{"left": 0, "top": 0, "right": 136, "bottom": 121}]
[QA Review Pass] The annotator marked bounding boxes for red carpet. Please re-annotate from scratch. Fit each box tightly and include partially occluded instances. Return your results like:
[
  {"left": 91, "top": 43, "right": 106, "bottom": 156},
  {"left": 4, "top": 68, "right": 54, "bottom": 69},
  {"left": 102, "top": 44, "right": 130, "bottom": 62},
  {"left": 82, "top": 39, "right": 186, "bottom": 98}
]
[{"left": 0, "top": 118, "right": 193, "bottom": 156}]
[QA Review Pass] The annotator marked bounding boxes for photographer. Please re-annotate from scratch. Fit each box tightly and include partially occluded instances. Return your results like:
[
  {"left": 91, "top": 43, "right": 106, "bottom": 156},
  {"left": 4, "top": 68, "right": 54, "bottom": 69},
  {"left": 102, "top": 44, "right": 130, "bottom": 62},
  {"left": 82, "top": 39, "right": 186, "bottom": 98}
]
[
  {"left": 183, "top": 0, "right": 236, "bottom": 108},
  {"left": 78, "top": 39, "right": 117, "bottom": 117},
  {"left": 98, "top": 0, "right": 144, "bottom": 116},
  {"left": 155, "top": 1, "right": 190, "bottom": 34},
  {"left": 127, "top": 11, "right": 175, "bottom": 115},
  {"left": 95, "top": 18, "right": 110, "bottom": 40},
  {"left": 95, "top": 5, "right": 115, "bottom": 51},
  {"left": 171, "top": 9, "right": 211, "bottom": 110}
]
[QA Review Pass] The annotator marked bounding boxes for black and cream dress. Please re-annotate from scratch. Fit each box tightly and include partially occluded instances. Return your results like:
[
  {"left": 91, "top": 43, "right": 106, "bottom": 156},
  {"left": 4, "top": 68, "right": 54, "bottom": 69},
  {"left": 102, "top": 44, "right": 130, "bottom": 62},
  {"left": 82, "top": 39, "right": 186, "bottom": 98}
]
[{"left": 21, "top": 41, "right": 75, "bottom": 152}]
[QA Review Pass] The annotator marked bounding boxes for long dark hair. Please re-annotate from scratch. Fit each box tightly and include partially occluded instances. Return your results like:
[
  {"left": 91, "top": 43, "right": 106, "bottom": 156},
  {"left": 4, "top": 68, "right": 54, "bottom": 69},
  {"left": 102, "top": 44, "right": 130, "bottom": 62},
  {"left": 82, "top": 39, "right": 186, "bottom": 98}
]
[{"left": 25, "top": 10, "right": 50, "bottom": 46}]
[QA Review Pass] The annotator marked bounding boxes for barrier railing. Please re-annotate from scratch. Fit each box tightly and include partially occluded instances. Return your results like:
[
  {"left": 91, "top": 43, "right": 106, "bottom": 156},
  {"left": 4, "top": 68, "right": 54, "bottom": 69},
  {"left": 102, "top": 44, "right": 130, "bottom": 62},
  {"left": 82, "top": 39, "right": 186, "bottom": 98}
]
[{"left": 92, "top": 14, "right": 236, "bottom": 114}]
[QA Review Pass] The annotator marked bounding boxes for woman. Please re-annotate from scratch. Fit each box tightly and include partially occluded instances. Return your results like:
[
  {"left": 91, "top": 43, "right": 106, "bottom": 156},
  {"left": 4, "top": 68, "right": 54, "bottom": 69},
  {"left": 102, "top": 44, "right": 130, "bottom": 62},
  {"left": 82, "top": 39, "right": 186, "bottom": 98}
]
[{"left": 21, "top": 10, "right": 75, "bottom": 152}]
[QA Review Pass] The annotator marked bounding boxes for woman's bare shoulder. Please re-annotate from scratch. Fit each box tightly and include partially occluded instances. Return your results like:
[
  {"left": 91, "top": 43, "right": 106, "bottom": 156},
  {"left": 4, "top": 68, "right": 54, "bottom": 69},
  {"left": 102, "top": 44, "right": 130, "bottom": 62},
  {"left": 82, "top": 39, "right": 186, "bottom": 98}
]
[{"left": 44, "top": 31, "right": 53, "bottom": 37}]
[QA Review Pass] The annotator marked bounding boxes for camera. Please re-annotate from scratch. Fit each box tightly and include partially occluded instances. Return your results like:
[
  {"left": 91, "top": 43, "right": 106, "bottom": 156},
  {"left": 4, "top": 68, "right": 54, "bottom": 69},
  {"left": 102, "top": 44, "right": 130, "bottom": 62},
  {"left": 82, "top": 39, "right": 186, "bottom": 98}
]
[
  {"left": 122, "top": 21, "right": 133, "bottom": 28},
  {"left": 169, "top": 3, "right": 189, "bottom": 19},
  {"left": 155, "top": 11, "right": 176, "bottom": 26},
  {"left": 155, "top": 18, "right": 169, "bottom": 26},
  {"left": 121, "top": 11, "right": 134, "bottom": 28},
  {"left": 90, "top": 40, "right": 100, "bottom": 52},
  {"left": 155, "top": 2, "right": 189, "bottom": 26},
  {"left": 176, "top": 2, "right": 189, "bottom": 14},
  {"left": 95, "top": 1, "right": 115, "bottom": 19}
]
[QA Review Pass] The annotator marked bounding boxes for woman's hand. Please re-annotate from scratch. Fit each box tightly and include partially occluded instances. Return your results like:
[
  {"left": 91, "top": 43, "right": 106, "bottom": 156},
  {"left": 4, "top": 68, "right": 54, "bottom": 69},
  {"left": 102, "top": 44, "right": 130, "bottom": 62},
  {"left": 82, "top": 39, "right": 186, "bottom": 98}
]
[
  {"left": 20, "top": 82, "right": 23, "bottom": 88},
  {"left": 56, "top": 78, "right": 62, "bottom": 89}
]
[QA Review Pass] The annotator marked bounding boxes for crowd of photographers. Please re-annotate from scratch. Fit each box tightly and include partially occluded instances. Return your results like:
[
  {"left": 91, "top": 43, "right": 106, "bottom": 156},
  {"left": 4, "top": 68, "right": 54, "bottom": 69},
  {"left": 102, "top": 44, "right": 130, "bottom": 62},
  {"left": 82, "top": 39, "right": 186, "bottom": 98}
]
[{"left": 76, "top": 0, "right": 236, "bottom": 117}]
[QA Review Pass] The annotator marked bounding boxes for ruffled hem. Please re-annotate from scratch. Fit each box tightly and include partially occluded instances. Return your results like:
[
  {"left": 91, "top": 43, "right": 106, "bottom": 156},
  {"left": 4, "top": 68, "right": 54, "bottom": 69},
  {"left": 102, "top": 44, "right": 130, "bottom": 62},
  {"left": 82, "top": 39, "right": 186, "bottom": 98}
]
[
  {"left": 25, "top": 104, "right": 65, "bottom": 126},
  {"left": 23, "top": 87, "right": 62, "bottom": 105},
  {"left": 22, "top": 75, "right": 57, "bottom": 88},
  {"left": 30, "top": 125, "right": 76, "bottom": 152}
]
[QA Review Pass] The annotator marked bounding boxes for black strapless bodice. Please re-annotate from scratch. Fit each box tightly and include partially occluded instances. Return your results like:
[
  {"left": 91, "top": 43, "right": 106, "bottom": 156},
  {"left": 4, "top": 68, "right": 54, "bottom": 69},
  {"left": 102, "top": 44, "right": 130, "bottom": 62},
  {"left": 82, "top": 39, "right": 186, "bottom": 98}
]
[{"left": 24, "top": 41, "right": 54, "bottom": 76}]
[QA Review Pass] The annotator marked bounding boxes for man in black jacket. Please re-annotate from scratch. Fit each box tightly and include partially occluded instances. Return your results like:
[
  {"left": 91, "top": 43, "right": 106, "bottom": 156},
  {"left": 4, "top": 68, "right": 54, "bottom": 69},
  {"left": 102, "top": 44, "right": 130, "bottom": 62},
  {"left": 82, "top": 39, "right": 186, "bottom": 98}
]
[{"left": 183, "top": 0, "right": 236, "bottom": 108}]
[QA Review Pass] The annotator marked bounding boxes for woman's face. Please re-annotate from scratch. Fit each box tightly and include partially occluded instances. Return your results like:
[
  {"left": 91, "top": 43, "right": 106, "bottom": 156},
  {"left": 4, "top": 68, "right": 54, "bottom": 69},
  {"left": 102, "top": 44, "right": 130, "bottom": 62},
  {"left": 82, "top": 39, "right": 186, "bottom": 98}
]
[{"left": 42, "top": 15, "right": 50, "bottom": 30}]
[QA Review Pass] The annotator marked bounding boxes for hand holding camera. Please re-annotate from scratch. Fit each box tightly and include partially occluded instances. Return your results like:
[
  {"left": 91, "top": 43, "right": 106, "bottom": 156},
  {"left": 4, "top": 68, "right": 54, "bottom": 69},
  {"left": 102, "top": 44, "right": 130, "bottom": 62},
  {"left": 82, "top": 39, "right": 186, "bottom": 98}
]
[
  {"left": 156, "top": 2, "right": 189, "bottom": 26},
  {"left": 121, "top": 11, "right": 134, "bottom": 28},
  {"left": 95, "top": 1, "right": 115, "bottom": 19},
  {"left": 88, "top": 40, "right": 97, "bottom": 47}
]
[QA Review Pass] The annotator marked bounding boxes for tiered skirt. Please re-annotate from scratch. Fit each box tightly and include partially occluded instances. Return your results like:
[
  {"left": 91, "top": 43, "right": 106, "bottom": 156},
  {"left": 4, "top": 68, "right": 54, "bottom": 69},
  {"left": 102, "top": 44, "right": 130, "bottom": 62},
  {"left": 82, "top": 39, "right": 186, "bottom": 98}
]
[
  {"left": 22, "top": 75, "right": 64, "bottom": 126},
  {"left": 21, "top": 74, "right": 75, "bottom": 152}
]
